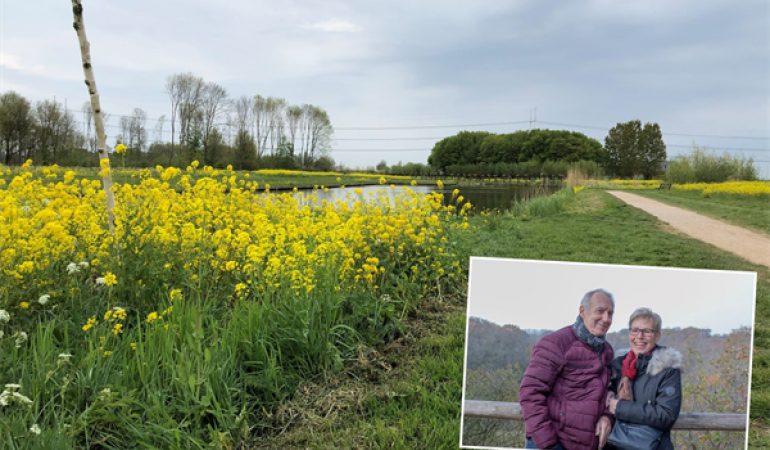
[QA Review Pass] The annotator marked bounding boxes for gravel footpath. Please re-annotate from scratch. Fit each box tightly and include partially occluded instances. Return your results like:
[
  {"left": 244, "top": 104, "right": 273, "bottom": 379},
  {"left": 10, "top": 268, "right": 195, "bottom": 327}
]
[{"left": 607, "top": 190, "right": 770, "bottom": 268}]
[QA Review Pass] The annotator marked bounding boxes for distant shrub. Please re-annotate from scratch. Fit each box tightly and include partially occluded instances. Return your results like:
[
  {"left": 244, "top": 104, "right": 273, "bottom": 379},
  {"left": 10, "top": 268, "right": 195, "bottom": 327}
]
[
  {"left": 669, "top": 145, "right": 759, "bottom": 183},
  {"left": 666, "top": 158, "right": 697, "bottom": 184}
]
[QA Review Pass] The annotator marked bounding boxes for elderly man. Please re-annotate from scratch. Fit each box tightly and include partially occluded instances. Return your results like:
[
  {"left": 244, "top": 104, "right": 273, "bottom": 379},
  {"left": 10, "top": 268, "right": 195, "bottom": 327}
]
[{"left": 519, "top": 289, "right": 616, "bottom": 450}]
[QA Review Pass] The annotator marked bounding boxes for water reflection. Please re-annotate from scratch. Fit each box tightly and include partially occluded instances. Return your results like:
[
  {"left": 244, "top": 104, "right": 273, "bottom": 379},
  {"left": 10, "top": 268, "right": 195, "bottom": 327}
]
[{"left": 272, "top": 184, "right": 561, "bottom": 212}]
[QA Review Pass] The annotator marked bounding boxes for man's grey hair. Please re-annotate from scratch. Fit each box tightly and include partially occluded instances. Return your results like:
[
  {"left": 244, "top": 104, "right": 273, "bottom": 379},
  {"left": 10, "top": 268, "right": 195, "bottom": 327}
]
[
  {"left": 628, "top": 307, "right": 662, "bottom": 333},
  {"left": 580, "top": 288, "right": 615, "bottom": 310}
]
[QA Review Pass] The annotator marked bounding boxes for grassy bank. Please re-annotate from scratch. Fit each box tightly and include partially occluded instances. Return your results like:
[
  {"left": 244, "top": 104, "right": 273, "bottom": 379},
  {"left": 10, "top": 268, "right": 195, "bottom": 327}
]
[
  {"left": 259, "top": 189, "right": 770, "bottom": 448},
  {"left": 629, "top": 189, "right": 770, "bottom": 234},
  {"left": 0, "top": 164, "right": 430, "bottom": 190}
]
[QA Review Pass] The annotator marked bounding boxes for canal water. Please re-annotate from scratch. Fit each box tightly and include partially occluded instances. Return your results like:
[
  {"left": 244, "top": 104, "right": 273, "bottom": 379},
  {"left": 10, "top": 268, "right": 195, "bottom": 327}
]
[{"left": 284, "top": 184, "right": 561, "bottom": 212}]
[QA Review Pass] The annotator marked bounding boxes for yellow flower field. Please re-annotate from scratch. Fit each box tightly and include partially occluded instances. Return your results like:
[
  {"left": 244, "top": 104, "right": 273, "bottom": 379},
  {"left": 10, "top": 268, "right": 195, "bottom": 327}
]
[
  {"left": 584, "top": 179, "right": 662, "bottom": 190},
  {"left": 0, "top": 163, "right": 467, "bottom": 312},
  {"left": 673, "top": 181, "right": 770, "bottom": 197}
]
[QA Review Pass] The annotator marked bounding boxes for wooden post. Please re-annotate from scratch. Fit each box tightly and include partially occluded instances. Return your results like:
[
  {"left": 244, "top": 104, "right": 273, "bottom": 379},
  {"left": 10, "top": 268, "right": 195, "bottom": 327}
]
[
  {"left": 463, "top": 401, "right": 747, "bottom": 432},
  {"left": 71, "top": 0, "right": 116, "bottom": 234}
]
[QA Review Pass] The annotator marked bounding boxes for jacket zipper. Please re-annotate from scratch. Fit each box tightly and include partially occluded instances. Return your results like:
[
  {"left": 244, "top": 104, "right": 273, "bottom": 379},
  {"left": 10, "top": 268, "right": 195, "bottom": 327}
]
[{"left": 596, "top": 348, "right": 607, "bottom": 444}]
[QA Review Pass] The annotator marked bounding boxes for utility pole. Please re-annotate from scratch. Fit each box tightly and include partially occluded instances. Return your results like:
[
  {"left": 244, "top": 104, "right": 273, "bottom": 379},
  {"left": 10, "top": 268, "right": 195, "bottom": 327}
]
[{"left": 529, "top": 108, "right": 537, "bottom": 133}]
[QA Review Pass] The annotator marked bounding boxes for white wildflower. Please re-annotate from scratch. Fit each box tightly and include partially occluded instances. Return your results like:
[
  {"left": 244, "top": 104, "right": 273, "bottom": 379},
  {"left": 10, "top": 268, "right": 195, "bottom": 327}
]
[
  {"left": 0, "top": 330, "right": 3, "bottom": 339},
  {"left": 0, "top": 309, "right": 9, "bottom": 323},
  {"left": 29, "top": 424, "right": 41, "bottom": 435},
  {"left": 0, "top": 385, "right": 32, "bottom": 407},
  {"left": 66, "top": 262, "right": 80, "bottom": 274},
  {"left": 58, "top": 353, "right": 72, "bottom": 362},
  {"left": 38, "top": 294, "right": 50, "bottom": 305},
  {"left": 15, "top": 331, "right": 27, "bottom": 348},
  {"left": 78, "top": 261, "right": 90, "bottom": 268},
  {"left": 95, "top": 277, "right": 105, "bottom": 285},
  {"left": 12, "top": 392, "right": 32, "bottom": 405},
  {"left": 21, "top": 205, "right": 31, "bottom": 213}
]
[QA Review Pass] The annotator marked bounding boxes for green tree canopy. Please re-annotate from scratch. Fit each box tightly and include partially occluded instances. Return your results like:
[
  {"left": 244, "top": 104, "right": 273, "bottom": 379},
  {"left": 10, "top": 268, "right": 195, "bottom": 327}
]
[
  {"left": 605, "top": 120, "right": 667, "bottom": 179},
  {"left": 429, "top": 129, "right": 605, "bottom": 171}
]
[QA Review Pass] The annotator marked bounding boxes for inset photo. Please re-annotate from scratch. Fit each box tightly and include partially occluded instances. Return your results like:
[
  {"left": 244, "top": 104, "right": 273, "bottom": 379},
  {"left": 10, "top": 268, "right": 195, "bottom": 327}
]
[{"left": 460, "top": 257, "right": 757, "bottom": 450}]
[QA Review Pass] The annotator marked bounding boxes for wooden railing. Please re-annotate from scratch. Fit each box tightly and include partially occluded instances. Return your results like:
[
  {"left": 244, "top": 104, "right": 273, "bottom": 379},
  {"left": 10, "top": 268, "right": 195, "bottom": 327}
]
[{"left": 463, "top": 400, "right": 746, "bottom": 431}]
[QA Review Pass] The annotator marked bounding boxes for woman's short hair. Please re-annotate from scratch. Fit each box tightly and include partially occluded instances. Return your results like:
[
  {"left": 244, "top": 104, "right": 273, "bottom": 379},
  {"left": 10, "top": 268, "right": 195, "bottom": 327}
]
[{"left": 628, "top": 307, "right": 662, "bottom": 333}]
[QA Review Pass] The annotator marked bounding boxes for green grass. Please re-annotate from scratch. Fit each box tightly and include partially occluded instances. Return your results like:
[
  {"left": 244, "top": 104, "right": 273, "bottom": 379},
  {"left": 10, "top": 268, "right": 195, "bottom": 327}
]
[
  {"left": 629, "top": 188, "right": 770, "bottom": 235},
  {"left": 258, "top": 190, "right": 770, "bottom": 449}
]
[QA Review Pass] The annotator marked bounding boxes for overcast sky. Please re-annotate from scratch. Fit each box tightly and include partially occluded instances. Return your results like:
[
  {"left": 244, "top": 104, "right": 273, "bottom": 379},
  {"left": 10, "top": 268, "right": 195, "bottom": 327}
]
[
  {"left": 2, "top": 1, "right": 768, "bottom": 172},
  {"left": 467, "top": 257, "right": 757, "bottom": 335}
]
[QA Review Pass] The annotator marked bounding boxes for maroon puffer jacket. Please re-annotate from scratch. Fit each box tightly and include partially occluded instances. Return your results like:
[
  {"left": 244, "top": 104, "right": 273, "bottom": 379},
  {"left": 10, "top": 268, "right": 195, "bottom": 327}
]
[{"left": 519, "top": 326, "right": 614, "bottom": 450}]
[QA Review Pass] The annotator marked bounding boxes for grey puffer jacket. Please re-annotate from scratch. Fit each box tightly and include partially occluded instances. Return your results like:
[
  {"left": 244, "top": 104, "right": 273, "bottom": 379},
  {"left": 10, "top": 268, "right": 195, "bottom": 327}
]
[{"left": 607, "top": 346, "right": 683, "bottom": 450}]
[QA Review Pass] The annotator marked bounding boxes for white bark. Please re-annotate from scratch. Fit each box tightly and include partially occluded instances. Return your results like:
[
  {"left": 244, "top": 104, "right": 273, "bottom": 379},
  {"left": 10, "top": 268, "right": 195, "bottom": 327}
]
[{"left": 71, "top": 0, "right": 116, "bottom": 233}]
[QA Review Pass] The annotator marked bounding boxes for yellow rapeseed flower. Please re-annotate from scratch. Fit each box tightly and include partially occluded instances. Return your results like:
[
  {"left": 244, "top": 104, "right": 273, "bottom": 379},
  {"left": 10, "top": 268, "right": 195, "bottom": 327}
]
[
  {"left": 103, "top": 272, "right": 117, "bottom": 286},
  {"left": 82, "top": 316, "right": 98, "bottom": 332}
]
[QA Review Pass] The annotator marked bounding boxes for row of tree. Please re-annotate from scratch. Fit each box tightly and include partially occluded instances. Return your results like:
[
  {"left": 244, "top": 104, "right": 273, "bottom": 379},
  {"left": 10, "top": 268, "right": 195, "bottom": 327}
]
[
  {"left": 427, "top": 129, "right": 606, "bottom": 171},
  {"left": 382, "top": 160, "right": 603, "bottom": 179},
  {"left": 164, "top": 73, "right": 333, "bottom": 168},
  {"left": 426, "top": 122, "right": 668, "bottom": 179},
  {"left": 0, "top": 91, "right": 86, "bottom": 166},
  {"left": 0, "top": 73, "right": 334, "bottom": 169}
]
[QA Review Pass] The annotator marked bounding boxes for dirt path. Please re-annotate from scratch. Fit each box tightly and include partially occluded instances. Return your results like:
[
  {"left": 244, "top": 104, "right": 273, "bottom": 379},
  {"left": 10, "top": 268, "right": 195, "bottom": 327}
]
[{"left": 607, "top": 190, "right": 770, "bottom": 267}]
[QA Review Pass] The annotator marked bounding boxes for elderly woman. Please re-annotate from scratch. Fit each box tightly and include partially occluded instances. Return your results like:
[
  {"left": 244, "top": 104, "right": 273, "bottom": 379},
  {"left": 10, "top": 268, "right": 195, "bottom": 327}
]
[{"left": 605, "top": 308, "right": 683, "bottom": 450}]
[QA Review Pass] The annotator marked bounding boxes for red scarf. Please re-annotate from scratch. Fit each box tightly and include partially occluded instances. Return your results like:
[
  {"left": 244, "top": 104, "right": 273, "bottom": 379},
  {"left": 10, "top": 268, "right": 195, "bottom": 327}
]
[{"left": 621, "top": 346, "right": 657, "bottom": 381}]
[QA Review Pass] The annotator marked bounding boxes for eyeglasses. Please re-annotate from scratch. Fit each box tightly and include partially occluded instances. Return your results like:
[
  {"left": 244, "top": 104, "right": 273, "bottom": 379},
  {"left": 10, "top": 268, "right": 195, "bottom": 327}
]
[{"left": 629, "top": 328, "right": 655, "bottom": 337}]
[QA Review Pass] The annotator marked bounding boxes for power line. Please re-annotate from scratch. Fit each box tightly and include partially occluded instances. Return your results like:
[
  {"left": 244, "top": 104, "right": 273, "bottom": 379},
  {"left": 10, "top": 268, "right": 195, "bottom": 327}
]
[
  {"left": 538, "top": 121, "right": 769, "bottom": 140},
  {"left": 66, "top": 110, "right": 770, "bottom": 139},
  {"left": 667, "top": 144, "right": 769, "bottom": 152},
  {"left": 333, "top": 121, "right": 530, "bottom": 130},
  {"left": 333, "top": 137, "right": 447, "bottom": 141},
  {"left": 333, "top": 149, "right": 431, "bottom": 153}
]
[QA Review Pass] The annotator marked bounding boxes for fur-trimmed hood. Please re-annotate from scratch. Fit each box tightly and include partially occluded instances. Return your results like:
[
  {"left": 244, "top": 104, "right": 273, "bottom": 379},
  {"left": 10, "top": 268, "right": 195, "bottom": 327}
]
[{"left": 615, "top": 346, "right": 683, "bottom": 377}]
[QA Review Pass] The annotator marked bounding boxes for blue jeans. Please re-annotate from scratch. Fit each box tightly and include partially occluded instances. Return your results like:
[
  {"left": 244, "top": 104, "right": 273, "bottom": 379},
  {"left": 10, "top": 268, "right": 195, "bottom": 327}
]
[{"left": 525, "top": 437, "right": 568, "bottom": 450}]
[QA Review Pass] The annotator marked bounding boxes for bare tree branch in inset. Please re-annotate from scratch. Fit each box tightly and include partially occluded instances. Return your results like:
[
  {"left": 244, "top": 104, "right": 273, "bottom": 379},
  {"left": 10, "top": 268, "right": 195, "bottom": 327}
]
[{"left": 71, "top": 0, "right": 116, "bottom": 233}]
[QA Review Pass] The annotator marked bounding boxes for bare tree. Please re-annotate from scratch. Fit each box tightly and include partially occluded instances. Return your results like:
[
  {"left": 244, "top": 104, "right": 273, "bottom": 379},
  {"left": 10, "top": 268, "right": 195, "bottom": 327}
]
[
  {"left": 153, "top": 114, "right": 166, "bottom": 145},
  {"left": 35, "top": 100, "right": 62, "bottom": 164},
  {"left": 178, "top": 74, "right": 205, "bottom": 146},
  {"left": 299, "top": 105, "right": 333, "bottom": 167},
  {"left": 253, "top": 94, "right": 270, "bottom": 159},
  {"left": 166, "top": 73, "right": 184, "bottom": 161},
  {"left": 71, "top": 0, "right": 116, "bottom": 233},
  {"left": 129, "top": 108, "right": 148, "bottom": 152},
  {"left": 81, "top": 100, "right": 94, "bottom": 151},
  {"left": 268, "top": 97, "right": 287, "bottom": 155},
  {"left": 233, "top": 95, "right": 253, "bottom": 136},
  {"left": 119, "top": 115, "right": 130, "bottom": 148},
  {"left": 286, "top": 104, "right": 302, "bottom": 151},
  {"left": 200, "top": 82, "right": 229, "bottom": 164}
]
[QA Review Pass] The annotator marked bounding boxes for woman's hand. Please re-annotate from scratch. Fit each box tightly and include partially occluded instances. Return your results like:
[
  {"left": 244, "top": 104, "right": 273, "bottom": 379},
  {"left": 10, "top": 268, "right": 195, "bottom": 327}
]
[
  {"left": 607, "top": 396, "right": 619, "bottom": 415},
  {"left": 605, "top": 392, "right": 615, "bottom": 409}
]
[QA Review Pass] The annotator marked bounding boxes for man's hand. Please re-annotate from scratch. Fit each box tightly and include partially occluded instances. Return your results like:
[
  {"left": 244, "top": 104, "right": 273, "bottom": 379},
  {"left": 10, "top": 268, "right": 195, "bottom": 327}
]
[{"left": 596, "top": 415, "right": 611, "bottom": 448}]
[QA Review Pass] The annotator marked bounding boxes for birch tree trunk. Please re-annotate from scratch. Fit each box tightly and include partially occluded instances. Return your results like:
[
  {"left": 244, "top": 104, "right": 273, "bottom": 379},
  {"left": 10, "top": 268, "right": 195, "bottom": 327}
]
[{"left": 71, "top": 0, "right": 116, "bottom": 233}]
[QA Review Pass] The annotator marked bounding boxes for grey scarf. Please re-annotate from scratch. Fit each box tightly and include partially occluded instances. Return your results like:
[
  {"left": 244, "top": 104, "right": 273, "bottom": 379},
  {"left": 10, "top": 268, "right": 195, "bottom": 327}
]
[{"left": 574, "top": 315, "right": 606, "bottom": 353}]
